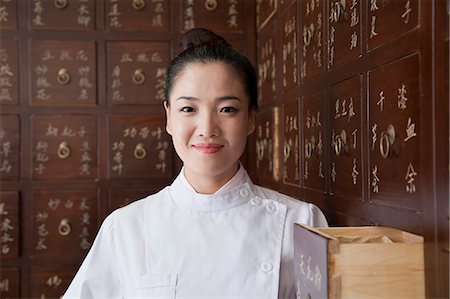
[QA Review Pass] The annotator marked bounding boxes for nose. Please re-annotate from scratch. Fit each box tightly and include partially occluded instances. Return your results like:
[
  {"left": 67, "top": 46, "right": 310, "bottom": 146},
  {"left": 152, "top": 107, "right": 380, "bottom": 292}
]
[{"left": 197, "top": 112, "right": 220, "bottom": 138}]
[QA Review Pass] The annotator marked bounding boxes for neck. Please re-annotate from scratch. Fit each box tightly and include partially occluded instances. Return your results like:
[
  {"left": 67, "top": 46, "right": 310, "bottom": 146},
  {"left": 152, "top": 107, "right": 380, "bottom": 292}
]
[{"left": 184, "top": 163, "right": 239, "bottom": 194}]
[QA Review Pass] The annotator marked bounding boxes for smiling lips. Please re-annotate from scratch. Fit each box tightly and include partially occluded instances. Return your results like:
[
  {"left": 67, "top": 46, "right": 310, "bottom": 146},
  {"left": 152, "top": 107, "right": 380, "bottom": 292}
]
[{"left": 193, "top": 143, "right": 224, "bottom": 154}]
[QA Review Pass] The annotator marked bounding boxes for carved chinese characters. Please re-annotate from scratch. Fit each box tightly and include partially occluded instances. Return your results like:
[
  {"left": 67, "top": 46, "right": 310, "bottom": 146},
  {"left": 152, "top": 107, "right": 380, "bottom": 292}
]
[
  {"left": 109, "top": 115, "right": 173, "bottom": 179},
  {"left": 107, "top": 0, "right": 169, "bottom": 31},
  {"left": 32, "top": 191, "right": 97, "bottom": 257},
  {"left": 31, "top": 266, "right": 78, "bottom": 298},
  {"left": 0, "top": 0, "right": 17, "bottom": 29},
  {"left": 330, "top": 76, "right": 362, "bottom": 199},
  {"left": 0, "top": 192, "right": 19, "bottom": 260},
  {"left": 30, "top": 40, "right": 96, "bottom": 106},
  {"left": 0, "top": 115, "right": 19, "bottom": 181},
  {"left": 257, "top": 21, "right": 277, "bottom": 106},
  {"left": 369, "top": 54, "right": 420, "bottom": 210},
  {"left": 32, "top": 115, "right": 97, "bottom": 180},
  {"left": 328, "top": 0, "right": 361, "bottom": 68},
  {"left": 282, "top": 100, "right": 300, "bottom": 187},
  {"left": 281, "top": 1, "right": 298, "bottom": 91},
  {"left": 0, "top": 40, "right": 19, "bottom": 105},
  {"left": 182, "top": 0, "right": 244, "bottom": 32},
  {"left": 300, "top": 0, "right": 324, "bottom": 81},
  {"left": 302, "top": 91, "right": 325, "bottom": 192},
  {"left": 256, "top": 107, "right": 280, "bottom": 186},
  {"left": 368, "top": 0, "right": 418, "bottom": 50},
  {"left": 0, "top": 267, "right": 19, "bottom": 298},
  {"left": 108, "top": 189, "right": 158, "bottom": 213},
  {"left": 30, "top": 0, "right": 94, "bottom": 30},
  {"left": 107, "top": 42, "right": 169, "bottom": 105}
]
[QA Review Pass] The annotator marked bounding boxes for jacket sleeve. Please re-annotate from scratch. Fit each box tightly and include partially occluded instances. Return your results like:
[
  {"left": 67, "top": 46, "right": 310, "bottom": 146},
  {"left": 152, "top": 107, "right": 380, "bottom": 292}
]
[
  {"left": 308, "top": 203, "right": 329, "bottom": 227},
  {"left": 62, "top": 212, "right": 123, "bottom": 299}
]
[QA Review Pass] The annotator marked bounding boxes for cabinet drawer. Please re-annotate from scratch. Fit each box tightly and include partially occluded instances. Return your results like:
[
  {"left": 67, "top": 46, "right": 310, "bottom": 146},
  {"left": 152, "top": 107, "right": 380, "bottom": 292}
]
[
  {"left": 107, "top": 42, "right": 169, "bottom": 105},
  {"left": 0, "top": 115, "right": 19, "bottom": 181},
  {"left": 30, "top": 40, "right": 96, "bottom": 106},
  {"left": 302, "top": 90, "right": 326, "bottom": 192},
  {"left": 108, "top": 115, "right": 173, "bottom": 179},
  {"left": 32, "top": 191, "right": 97, "bottom": 258},
  {"left": 0, "top": 191, "right": 19, "bottom": 260},
  {"left": 368, "top": 53, "right": 421, "bottom": 211},
  {"left": 29, "top": 0, "right": 95, "bottom": 30},
  {"left": 0, "top": 39, "right": 19, "bottom": 105},
  {"left": 182, "top": 0, "right": 245, "bottom": 32},
  {"left": 31, "top": 115, "right": 97, "bottom": 180},
  {"left": 330, "top": 75, "right": 363, "bottom": 200},
  {"left": 327, "top": 0, "right": 361, "bottom": 68},
  {"left": 106, "top": 0, "right": 170, "bottom": 31}
]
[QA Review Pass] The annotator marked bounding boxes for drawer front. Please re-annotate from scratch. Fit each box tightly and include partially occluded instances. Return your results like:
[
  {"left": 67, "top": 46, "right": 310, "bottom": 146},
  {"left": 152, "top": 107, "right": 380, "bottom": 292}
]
[
  {"left": 31, "top": 115, "right": 97, "bottom": 180},
  {"left": 0, "top": 39, "right": 19, "bottom": 105},
  {"left": 368, "top": 53, "right": 421, "bottom": 211},
  {"left": 106, "top": 0, "right": 170, "bottom": 31},
  {"left": 281, "top": 1, "right": 299, "bottom": 92},
  {"left": 0, "top": 115, "right": 19, "bottom": 181},
  {"left": 257, "top": 20, "right": 277, "bottom": 106},
  {"left": 300, "top": 0, "right": 325, "bottom": 81},
  {"left": 30, "top": 40, "right": 96, "bottom": 106},
  {"left": 107, "top": 42, "right": 169, "bottom": 105},
  {"left": 0, "top": 0, "right": 17, "bottom": 30},
  {"left": 0, "top": 191, "right": 19, "bottom": 260},
  {"left": 0, "top": 267, "right": 20, "bottom": 298},
  {"left": 330, "top": 75, "right": 363, "bottom": 200},
  {"left": 367, "top": 0, "right": 419, "bottom": 50},
  {"left": 182, "top": 0, "right": 245, "bottom": 32},
  {"left": 30, "top": 266, "right": 78, "bottom": 299},
  {"left": 29, "top": 0, "right": 95, "bottom": 30},
  {"left": 255, "top": 107, "right": 280, "bottom": 186},
  {"left": 302, "top": 90, "right": 326, "bottom": 192},
  {"left": 327, "top": 0, "right": 361, "bottom": 68},
  {"left": 108, "top": 115, "right": 173, "bottom": 179},
  {"left": 32, "top": 191, "right": 97, "bottom": 258}
]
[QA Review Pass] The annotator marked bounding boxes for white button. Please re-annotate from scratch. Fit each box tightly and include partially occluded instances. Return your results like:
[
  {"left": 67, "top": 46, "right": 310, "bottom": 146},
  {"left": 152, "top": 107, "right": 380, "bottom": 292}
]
[
  {"left": 266, "top": 203, "right": 277, "bottom": 213},
  {"left": 239, "top": 188, "right": 249, "bottom": 197},
  {"left": 260, "top": 262, "right": 273, "bottom": 273},
  {"left": 249, "top": 197, "right": 261, "bottom": 206}
]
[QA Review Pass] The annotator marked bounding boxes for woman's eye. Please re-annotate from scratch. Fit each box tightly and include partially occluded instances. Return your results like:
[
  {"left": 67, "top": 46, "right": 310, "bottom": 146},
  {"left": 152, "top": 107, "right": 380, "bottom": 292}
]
[
  {"left": 220, "top": 107, "right": 238, "bottom": 113},
  {"left": 180, "top": 106, "right": 195, "bottom": 112}
]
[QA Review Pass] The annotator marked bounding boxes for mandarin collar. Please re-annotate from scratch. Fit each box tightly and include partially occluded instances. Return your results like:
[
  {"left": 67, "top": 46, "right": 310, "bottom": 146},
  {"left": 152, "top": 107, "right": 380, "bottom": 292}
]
[{"left": 169, "top": 168, "right": 255, "bottom": 212}]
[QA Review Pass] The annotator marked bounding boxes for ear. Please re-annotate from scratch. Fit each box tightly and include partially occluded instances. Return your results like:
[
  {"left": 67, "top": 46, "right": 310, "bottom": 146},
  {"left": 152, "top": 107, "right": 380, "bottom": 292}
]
[
  {"left": 247, "top": 108, "right": 256, "bottom": 136},
  {"left": 164, "top": 101, "right": 173, "bottom": 136}
]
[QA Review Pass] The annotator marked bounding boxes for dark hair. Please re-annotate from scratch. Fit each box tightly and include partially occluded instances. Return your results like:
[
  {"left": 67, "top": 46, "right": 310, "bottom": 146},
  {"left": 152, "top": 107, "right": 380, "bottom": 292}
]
[{"left": 165, "top": 28, "right": 258, "bottom": 109}]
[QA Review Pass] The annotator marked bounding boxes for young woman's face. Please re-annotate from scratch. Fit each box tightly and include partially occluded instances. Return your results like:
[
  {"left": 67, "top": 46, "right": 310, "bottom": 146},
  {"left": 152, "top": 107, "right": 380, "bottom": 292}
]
[{"left": 165, "top": 62, "right": 255, "bottom": 182}]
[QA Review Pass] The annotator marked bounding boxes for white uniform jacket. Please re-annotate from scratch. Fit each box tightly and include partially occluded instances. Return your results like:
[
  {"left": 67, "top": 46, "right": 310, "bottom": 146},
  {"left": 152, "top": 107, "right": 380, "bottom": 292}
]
[{"left": 63, "top": 167, "right": 328, "bottom": 299}]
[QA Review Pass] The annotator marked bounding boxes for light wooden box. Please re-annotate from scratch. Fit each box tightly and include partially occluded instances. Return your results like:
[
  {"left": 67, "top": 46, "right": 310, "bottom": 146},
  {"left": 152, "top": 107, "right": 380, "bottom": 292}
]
[{"left": 293, "top": 224, "right": 425, "bottom": 299}]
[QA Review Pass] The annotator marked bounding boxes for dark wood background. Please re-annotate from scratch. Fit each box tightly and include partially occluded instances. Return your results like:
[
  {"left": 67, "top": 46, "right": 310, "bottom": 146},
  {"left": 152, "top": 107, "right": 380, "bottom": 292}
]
[{"left": 0, "top": 0, "right": 448, "bottom": 298}]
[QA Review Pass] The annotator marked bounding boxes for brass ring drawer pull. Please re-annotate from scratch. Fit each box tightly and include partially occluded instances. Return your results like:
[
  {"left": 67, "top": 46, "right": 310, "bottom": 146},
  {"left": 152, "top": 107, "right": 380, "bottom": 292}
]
[
  {"left": 132, "top": 0, "right": 146, "bottom": 11},
  {"left": 332, "top": 0, "right": 346, "bottom": 23},
  {"left": 54, "top": 0, "right": 68, "bottom": 9},
  {"left": 334, "top": 129, "right": 348, "bottom": 156},
  {"left": 57, "top": 68, "right": 71, "bottom": 85},
  {"left": 305, "top": 140, "right": 314, "bottom": 159},
  {"left": 134, "top": 143, "right": 147, "bottom": 159},
  {"left": 132, "top": 69, "right": 146, "bottom": 85},
  {"left": 57, "top": 141, "right": 71, "bottom": 159},
  {"left": 205, "top": 0, "right": 218, "bottom": 11},
  {"left": 380, "top": 124, "right": 396, "bottom": 158},
  {"left": 303, "top": 24, "right": 314, "bottom": 46},
  {"left": 58, "top": 218, "right": 71, "bottom": 236}
]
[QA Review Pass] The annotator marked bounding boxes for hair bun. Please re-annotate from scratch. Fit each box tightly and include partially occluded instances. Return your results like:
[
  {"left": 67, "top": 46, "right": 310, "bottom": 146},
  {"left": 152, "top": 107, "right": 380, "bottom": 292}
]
[{"left": 181, "top": 28, "right": 231, "bottom": 51}]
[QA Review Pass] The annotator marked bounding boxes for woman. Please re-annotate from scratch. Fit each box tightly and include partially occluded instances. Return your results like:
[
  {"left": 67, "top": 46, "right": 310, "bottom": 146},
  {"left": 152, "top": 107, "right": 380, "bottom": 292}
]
[{"left": 63, "top": 28, "right": 327, "bottom": 299}]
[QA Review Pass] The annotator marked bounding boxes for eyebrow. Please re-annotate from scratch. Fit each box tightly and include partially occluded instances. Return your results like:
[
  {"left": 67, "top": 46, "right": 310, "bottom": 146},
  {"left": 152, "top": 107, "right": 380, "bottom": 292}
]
[{"left": 175, "top": 96, "right": 242, "bottom": 102}]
